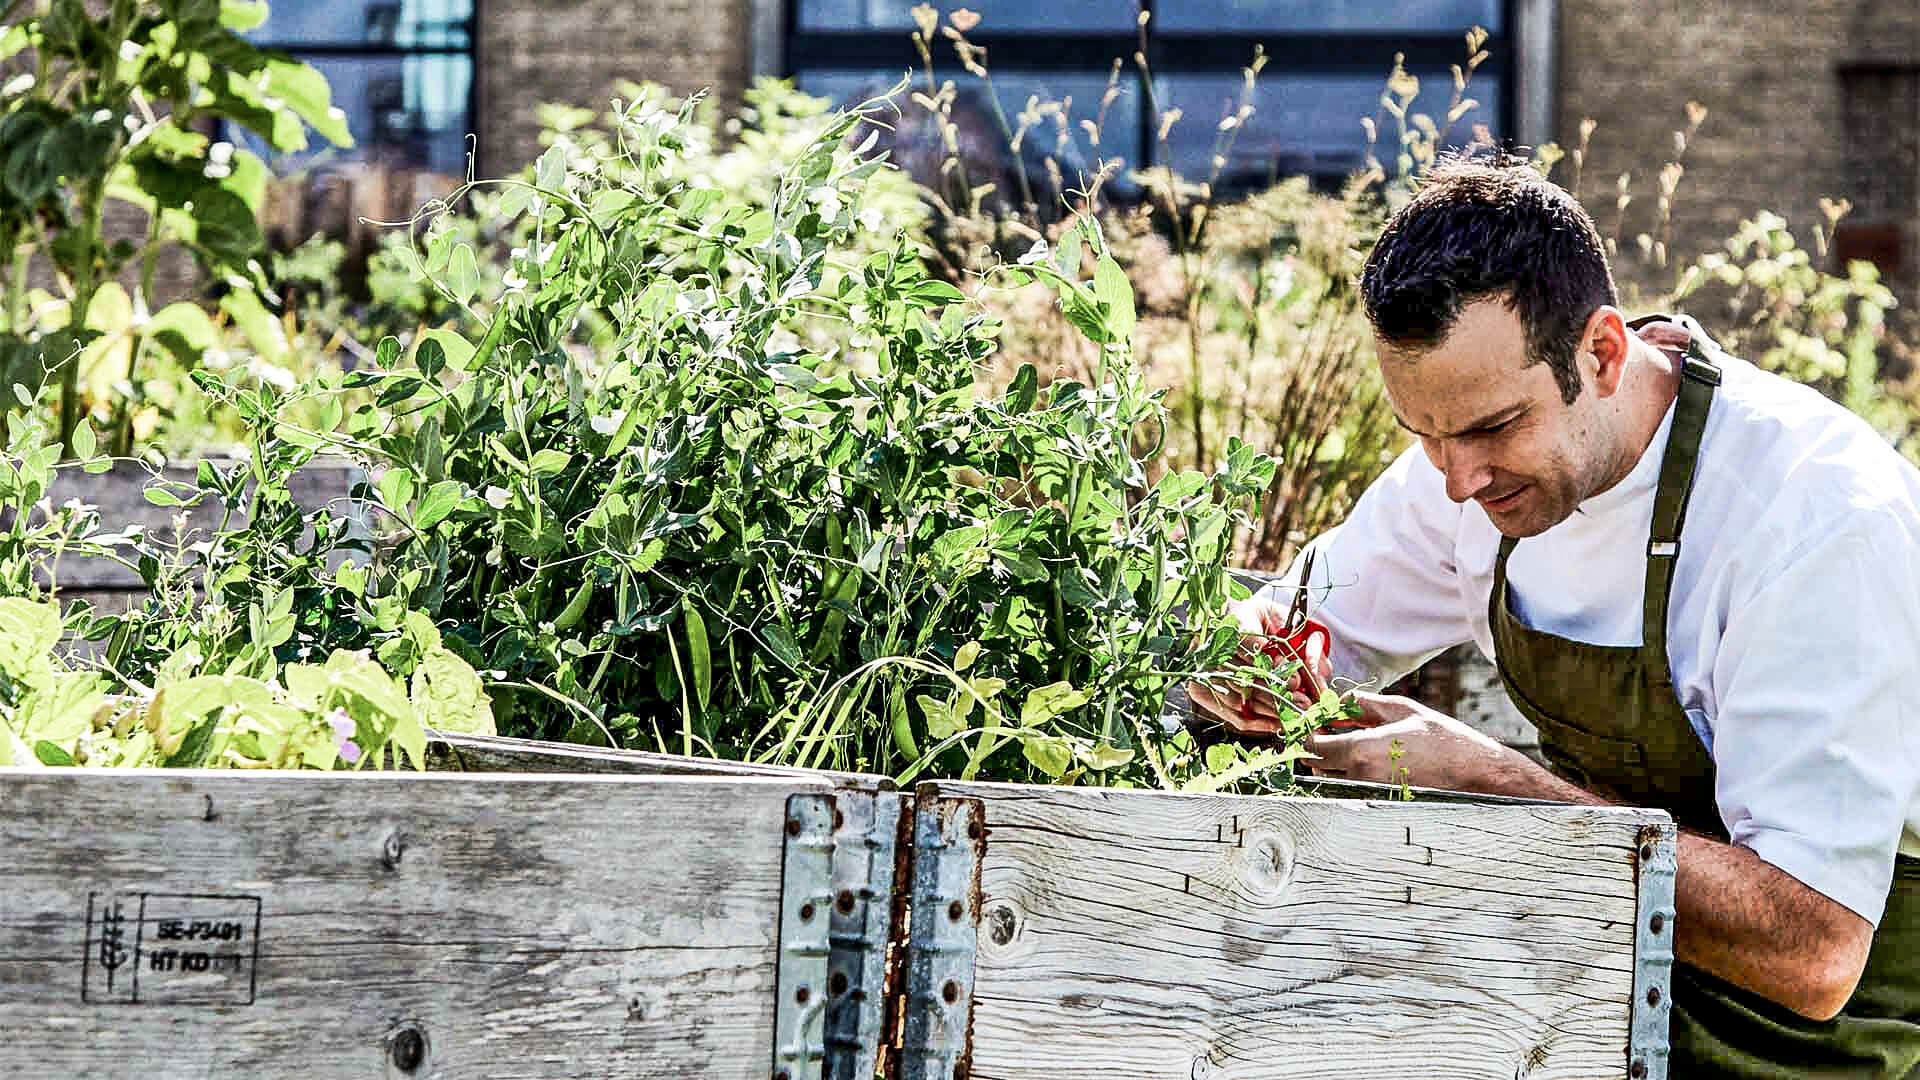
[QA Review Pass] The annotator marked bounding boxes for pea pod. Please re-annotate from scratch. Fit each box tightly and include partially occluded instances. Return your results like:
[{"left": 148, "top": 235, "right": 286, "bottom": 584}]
[
  {"left": 888, "top": 681, "right": 919, "bottom": 761},
  {"left": 552, "top": 580, "right": 594, "bottom": 630}
]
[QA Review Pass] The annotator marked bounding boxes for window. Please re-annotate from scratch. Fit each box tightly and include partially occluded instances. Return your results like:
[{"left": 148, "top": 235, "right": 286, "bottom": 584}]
[
  {"left": 1837, "top": 63, "right": 1919, "bottom": 278},
  {"left": 237, "top": 1, "right": 475, "bottom": 175},
  {"left": 782, "top": 0, "right": 1513, "bottom": 197}
]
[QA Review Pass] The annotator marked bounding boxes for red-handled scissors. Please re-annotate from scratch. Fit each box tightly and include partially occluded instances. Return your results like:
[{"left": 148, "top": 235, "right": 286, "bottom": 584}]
[{"left": 1241, "top": 548, "right": 1328, "bottom": 728}]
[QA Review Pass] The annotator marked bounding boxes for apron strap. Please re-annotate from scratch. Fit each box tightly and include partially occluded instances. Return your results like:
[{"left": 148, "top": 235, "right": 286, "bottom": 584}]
[{"left": 1643, "top": 346, "right": 1720, "bottom": 684}]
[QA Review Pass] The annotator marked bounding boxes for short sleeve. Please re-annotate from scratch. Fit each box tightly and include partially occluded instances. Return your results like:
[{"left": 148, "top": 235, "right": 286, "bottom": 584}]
[{"left": 1709, "top": 518, "right": 1920, "bottom": 925}]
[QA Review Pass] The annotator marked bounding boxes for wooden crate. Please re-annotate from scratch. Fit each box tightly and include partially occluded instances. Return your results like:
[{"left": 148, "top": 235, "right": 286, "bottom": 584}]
[
  {"left": 0, "top": 769, "right": 864, "bottom": 1079},
  {"left": 908, "top": 781, "right": 1674, "bottom": 1080},
  {"left": 0, "top": 747, "right": 1675, "bottom": 1080}
]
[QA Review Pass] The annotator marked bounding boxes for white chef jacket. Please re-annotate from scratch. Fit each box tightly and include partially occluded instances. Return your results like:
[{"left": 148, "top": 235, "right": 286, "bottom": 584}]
[{"left": 1262, "top": 343, "right": 1920, "bottom": 925}]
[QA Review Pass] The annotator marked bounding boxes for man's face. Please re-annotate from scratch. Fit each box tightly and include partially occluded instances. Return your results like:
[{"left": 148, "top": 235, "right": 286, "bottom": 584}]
[{"left": 1378, "top": 298, "right": 1613, "bottom": 538}]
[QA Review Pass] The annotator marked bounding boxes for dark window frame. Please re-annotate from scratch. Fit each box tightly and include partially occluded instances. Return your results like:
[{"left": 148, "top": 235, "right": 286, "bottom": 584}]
[
  {"left": 781, "top": 0, "right": 1517, "bottom": 191},
  {"left": 241, "top": 3, "right": 479, "bottom": 172},
  {"left": 1834, "top": 61, "right": 1919, "bottom": 278}
]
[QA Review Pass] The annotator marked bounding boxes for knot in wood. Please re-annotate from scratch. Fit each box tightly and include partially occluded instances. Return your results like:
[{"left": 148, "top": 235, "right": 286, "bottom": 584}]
[
  {"left": 381, "top": 831, "right": 407, "bottom": 871},
  {"left": 986, "top": 903, "right": 1019, "bottom": 947},
  {"left": 1237, "top": 828, "right": 1295, "bottom": 900},
  {"left": 386, "top": 1023, "right": 429, "bottom": 1074}
]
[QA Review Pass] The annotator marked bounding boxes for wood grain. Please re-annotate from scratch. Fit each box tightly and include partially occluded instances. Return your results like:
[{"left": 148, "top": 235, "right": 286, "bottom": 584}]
[
  {"left": 0, "top": 769, "right": 830, "bottom": 1079},
  {"left": 925, "top": 781, "right": 1666, "bottom": 1080}
]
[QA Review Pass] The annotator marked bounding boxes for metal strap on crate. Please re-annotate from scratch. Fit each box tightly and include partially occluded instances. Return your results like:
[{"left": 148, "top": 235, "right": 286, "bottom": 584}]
[
  {"left": 825, "top": 790, "right": 904, "bottom": 1080},
  {"left": 897, "top": 793, "right": 984, "bottom": 1080},
  {"left": 1629, "top": 820, "right": 1678, "bottom": 1080},
  {"left": 773, "top": 793, "right": 836, "bottom": 1080}
]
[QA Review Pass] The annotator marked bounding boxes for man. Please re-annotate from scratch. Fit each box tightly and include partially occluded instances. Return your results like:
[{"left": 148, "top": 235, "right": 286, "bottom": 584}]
[{"left": 1188, "top": 158, "right": 1920, "bottom": 1076}]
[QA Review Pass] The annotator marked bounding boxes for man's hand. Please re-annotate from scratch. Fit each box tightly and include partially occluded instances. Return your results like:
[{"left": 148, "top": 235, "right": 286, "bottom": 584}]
[
  {"left": 1185, "top": 597, "right": 1332, "bottom": 739},
  {"left": 1302, "top": 692, "right": 1528, "bottom": 794}
]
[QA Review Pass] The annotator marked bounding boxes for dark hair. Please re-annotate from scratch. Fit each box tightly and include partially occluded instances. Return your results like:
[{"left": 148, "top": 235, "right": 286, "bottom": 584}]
[{"left": 1360, "top": 156, "right": 1617, "bottom": 404}]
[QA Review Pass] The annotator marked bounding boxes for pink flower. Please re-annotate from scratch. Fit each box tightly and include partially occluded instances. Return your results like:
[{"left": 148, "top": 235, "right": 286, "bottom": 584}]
[{"left": 338, "top": 739, "right": 362, "bottom": 764}]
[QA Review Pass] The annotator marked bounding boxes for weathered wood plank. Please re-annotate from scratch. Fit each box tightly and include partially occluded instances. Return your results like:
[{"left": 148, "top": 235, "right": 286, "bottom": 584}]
[
  {"left": 44, "top": 460, "right": 363, "bottom": 591},
  {"left": 924, "top": 781, "right": 1667, "bottom": 1080},
  {"left": 0, "top": 769, "right": 829, "bottom": 1079},
  {"left": 425, "top": 730, "right": 893, "bottom": 789}
]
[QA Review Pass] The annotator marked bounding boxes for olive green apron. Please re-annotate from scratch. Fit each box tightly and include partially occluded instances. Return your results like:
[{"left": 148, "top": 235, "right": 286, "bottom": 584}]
[{"left": 1488, "top": 317, "right": 1920, "bottom": 1077}]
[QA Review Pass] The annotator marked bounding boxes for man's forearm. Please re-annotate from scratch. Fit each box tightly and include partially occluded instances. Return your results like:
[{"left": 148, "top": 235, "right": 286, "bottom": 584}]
[
  {"left": 1468, "top": 747, "right": 1871, "bottom": 1020},
  {"left": 1672, "top": 832, "right": 1871, "bottom": 1021}
]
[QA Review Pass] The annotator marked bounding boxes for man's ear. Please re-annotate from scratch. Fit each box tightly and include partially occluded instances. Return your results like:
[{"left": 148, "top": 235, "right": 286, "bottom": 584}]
[{"left": 1582, "top": 306, "right": 1631, "bottom": 398}]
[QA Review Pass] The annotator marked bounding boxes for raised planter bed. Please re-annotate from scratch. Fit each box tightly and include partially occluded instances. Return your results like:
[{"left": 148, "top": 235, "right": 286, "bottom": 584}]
[{"left": 0, "top": 733, "right": 1675, "bottom": 1080}]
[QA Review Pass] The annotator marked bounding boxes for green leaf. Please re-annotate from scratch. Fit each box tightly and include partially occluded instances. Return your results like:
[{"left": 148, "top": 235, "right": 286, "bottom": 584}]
[
  {"left": 529, "top": 449, "right": 572, "bottom": 476},
  {"left": 220, "top": 289, "right": 287, "bottom": 365},
  {"left": 1205, "top": 743, "right": 1238, "bottom": 774},
  {"left": 1020, "top": 681, "right": 1090, "bottom": 728},
  {"left": 930, "top": 525, "right": 987, "bottom": 574},
  {"left": 0, "top": 24, "right": 28, "bottom": 62},
  {"left": 1081, "top": 743, "right": 1134, "bottom": 771},
  {"left": 415, "top": 480, "right": 463, "bottom": 530},
  {"left": 219, "top": 1, "right": 271, "bottom": 31},
  {"left": 420, "top": 327, "right": 474, "bottom": 372},
  {"left": 1093, "top": 254, "right": 1135, "bottom": 345},
  {"left": 146, "top": 300, "right": 220, "bottom": 362},
  {"left": 954, "top": 641, "right": 981, "bottom": 672},
  {"left": 447, "top": 243, "right": 480, "bottom": 305},
  {"left": 33, "top": 741, "right": 75, "bottom": 766},
  {"left": 378, "top": 466, "right": 417, "bottom": 515},
  {"left": 261, "top": 57, "right": 354, "bottom": 147},
  {"left": 410, "top": 648, "right": 496, "bottom": 739},
  {"left": 1023, "top": 734, "right": 1072, "bottom": 779},
  {"left": 16, "top": 671, "right": 105, "bottom": 746},
  {"left": 629, "top": 537, "right": 668, "bottom": 575},
  {"left": 142, "top": 487, "right": 184, "bottom": 507},
  {"left": 919, "top": 694, "right": 960, "bottom": 740},
  {"left": 162, "top": 716, "right": 220, "bottom": 767},
  {"left": 1005, "top": 363, "right": 1038, "bottom": 414},
  {"left": 907, "top": 280, "right": 967, "bottom": 305},
  {"left": 996, "top": 551, "right": 1048, "bottom": 583},
  {"left": 762, "top": 624, "right": 805, "bottom": 673},
  {"left": 536, "top": 145, "right": 567, "bottom": 193}
]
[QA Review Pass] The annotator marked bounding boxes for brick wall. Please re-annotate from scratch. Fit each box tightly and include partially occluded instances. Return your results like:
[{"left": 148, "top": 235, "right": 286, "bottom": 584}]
[
  {"left": 1557, "top": 1, "right": 1920, "bottom": 304},
  {"left": 472, "top": 0, "right": 755, "bottom": 178}
]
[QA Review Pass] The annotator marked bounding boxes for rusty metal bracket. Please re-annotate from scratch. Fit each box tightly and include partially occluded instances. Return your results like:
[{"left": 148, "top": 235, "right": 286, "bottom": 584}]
[
  {"left": 826, "top": 789, "right": 904, "bottom": 1080},
  {"left": 774, "top": 793, "right": 836, "bottom": 1080},
  {"left": 1629, "top": 819, "right": 1678, "bottom": 1080},
  {"left": 897, "top": 792, "right": 983, "bottom": 1080}
]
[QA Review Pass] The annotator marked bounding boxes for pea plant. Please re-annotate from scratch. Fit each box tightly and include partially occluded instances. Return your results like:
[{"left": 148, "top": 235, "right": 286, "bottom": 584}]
[
  {"left": 0, "top": 0, "right": 352, "bottom": 456},
  {"left": 0, "top": 413, "right": 495, "bottom": 771},
  {"left": 200, "top": 88, "right": 1345, "bottom": 787}
]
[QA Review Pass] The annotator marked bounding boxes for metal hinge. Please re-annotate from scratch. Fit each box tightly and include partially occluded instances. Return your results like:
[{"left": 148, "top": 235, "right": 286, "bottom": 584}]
[
  {"left": 1629, "top": 820, "right": 1678, "bottom": 1080},
  {"left": 896, "top": 793, "right": 984, "bottom": 1080},
  {"left": 826, "top": 789, "right": 904, "bottom": 1080},
  {"left": 774, "top": 793, "right": 836, "bottom": 1080}
]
